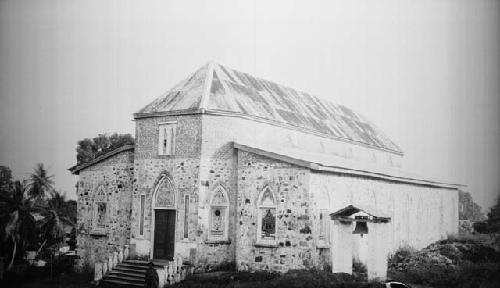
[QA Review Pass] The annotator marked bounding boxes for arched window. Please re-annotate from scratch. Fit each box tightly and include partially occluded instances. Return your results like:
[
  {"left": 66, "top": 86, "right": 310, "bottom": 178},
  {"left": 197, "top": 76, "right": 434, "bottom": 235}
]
[
  {"left": 257, "top": 186, "right": 277, "bottom": 245},
  {"left": 92, "top": 186, "right": 107, "bottom": 233},
  {"left": 208, "top": 185, "right": 229, "bottom": 241}
]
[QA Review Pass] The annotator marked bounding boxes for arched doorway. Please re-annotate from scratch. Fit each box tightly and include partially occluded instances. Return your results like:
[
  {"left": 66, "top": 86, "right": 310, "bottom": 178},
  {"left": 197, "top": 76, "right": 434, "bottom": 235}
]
[{"left": 151, "top": 175, "right": 177, "bottom": 260}]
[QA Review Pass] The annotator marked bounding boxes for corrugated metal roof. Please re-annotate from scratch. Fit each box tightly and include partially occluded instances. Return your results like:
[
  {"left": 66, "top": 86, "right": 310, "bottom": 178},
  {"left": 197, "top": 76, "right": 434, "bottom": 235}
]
[{"left": 135, "top": 62, "right": 402, "bottom": 154}]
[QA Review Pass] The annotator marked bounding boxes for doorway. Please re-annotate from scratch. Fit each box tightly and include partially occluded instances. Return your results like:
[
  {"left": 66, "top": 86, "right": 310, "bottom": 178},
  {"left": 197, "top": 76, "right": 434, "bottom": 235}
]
[{"left": 153, "top": 209, "right": 176, "bottom": 260}]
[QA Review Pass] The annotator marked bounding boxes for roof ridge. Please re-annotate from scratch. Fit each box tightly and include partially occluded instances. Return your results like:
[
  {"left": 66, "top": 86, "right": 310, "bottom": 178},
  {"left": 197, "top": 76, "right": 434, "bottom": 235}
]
[
  {"left": 199, "top": 61, "right": 215, "bottom": 111},
  {"left": 136, "top": 61, "right": 403, "bottom": 155}
]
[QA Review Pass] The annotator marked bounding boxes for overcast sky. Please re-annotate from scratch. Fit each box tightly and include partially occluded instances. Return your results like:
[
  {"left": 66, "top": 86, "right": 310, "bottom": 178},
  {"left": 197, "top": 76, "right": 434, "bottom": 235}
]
[{"left": 0, "top": 0, "right": 499, "bottom": 211}]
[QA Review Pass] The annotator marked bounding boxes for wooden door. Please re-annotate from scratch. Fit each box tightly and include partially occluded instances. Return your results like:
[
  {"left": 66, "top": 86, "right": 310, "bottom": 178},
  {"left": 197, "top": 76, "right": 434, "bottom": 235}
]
[{"left": 153, "top": 210, "right": 176, "bottom": 260}]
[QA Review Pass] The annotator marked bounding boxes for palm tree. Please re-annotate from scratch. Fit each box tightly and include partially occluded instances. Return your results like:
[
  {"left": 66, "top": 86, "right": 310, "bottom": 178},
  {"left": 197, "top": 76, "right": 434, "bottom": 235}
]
[
  {"left": 0, "top": 181, "right": 37, "bottom": 271},
  {"left": 36, "top": 191, "right": 74, "bottom": 253},
  {"left": 27, "top": 163, "right": 54, "bottom": 201}
]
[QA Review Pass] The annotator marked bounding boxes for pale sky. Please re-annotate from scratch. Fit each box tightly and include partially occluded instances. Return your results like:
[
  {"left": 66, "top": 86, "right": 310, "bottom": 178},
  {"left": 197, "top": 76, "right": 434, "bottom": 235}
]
[{"left": 0, "top": 0, "right": 499, "bottom": 211}]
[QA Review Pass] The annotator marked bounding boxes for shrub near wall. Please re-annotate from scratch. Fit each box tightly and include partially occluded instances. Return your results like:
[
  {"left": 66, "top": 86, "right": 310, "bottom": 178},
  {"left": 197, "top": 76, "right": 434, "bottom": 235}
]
[{"left": 388, "top": 235, "right": 500, "bottom": 288}]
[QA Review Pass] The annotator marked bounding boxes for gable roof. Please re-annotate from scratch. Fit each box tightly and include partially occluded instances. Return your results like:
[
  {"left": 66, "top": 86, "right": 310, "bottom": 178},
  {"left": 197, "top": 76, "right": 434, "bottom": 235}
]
[
  {"left": 135, "top": 62, "right": 402, "bottom": 154},
  {"left": 69, "top": 145, "right": 135, "bottom": 175}
]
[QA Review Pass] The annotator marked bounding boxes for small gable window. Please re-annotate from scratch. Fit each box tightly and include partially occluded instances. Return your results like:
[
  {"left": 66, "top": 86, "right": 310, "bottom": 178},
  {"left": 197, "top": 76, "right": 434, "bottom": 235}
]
[
  {"left": 92, "top": 186, "right": 108, "bottom": 234},
  {"left": 257, "top": 186, "right": 277, "bottom": 245},
  {"left": 208, "top": 185, "right": 229, "bottom": 242},
  {"left": 158, "top": 122, "right": 176, "bottom": 156}
]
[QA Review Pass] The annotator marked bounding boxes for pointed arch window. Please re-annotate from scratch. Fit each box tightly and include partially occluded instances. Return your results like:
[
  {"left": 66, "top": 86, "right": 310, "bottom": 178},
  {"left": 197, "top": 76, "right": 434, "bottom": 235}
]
[
  {"left": 208, "top": 185, "right": 229, "bottom": 241},
  {"left": 257, "top": 186, "right": 277, "bottom": 245},
  {"left": 92, "top": 186, "right": 108, "bottom": 234}
]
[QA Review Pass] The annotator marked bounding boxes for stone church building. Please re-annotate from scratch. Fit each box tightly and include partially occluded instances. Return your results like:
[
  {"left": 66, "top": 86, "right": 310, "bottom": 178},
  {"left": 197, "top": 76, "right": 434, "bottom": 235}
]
[{"left": 70, "top": 62, "right": 459, "bottom": 274}]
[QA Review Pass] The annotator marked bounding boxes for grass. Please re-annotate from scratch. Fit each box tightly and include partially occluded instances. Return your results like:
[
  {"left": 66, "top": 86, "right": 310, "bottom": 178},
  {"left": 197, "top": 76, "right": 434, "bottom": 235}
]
[{"left": 172, "top": 269, "right": 381, "bottom": 288}]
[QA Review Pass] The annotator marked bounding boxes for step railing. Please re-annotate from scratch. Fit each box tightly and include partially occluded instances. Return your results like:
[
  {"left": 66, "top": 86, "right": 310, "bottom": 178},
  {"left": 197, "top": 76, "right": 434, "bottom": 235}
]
[
  {"left": 93, "top": 245, "right": 194, "bottom": 287},
  {"left": 157, "top": 256, "right": 195, "bottom": 286},
  {"left": 94, "top": 244, "right": 129, "bottom": 282}
]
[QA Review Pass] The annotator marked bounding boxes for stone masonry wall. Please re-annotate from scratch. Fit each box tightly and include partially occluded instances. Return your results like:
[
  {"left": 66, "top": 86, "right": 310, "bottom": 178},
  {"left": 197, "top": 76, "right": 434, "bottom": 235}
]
[
  {"left": 130, "top": 115, "right": 202, "bottom": 262},
  {"left": 75, "top": 150, "right": 134, "bottom": 268},
  {"left": 198, "top": 114, "right": 403, "bottom": 272},
  {"left": 236, "top": 150, "right": 325, "bottom": 272}
]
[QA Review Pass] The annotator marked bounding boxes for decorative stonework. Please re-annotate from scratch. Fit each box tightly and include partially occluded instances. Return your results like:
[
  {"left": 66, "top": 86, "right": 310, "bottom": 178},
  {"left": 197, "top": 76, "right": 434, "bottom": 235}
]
[
  {"left": 155, "top": 177, "right": 176, "bottom": 208},
  {"left": 74, "top": 104, "right": 459, "bottom": 275},
  {"left": 208, "top": 185, "right": 229, "bottom": 241}
]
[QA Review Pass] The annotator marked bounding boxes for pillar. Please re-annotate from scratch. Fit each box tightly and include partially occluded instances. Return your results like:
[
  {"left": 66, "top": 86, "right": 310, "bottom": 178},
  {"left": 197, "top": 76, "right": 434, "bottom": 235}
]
[
  {"left": 366, "top": 222, "right": 390, "bottom": 281},
  {"left": 331, "top": 220, "right": 353, "bottom": 274}
]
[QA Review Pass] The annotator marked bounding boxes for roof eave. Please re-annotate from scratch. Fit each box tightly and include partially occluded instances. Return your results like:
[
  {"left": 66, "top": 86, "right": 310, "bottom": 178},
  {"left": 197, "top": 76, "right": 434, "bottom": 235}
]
[
  {"left": 69, "top": 145, "right": 135, "bottom": 175},
  {"left": 133, "top": 108, "right": 205, "bottom": 120},
  {"left": 233, "top": 142, "right": 464, "bottom": 189},
  {"left": 135, "top": 108, "right": 403, "bottom": 155}
]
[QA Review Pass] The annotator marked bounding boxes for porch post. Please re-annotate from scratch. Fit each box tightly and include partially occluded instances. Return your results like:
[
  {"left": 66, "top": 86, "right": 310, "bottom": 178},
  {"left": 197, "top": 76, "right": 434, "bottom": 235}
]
[{"left": 331, "top": 220, "right": 353, "bottom": 274}]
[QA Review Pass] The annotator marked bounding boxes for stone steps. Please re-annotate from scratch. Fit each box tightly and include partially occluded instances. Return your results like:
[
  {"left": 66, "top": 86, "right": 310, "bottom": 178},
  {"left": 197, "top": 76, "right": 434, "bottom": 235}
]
[
  {"left": 100, "top": 259, "right": 193, "bottom": 287},
  {"left": 101, "top": 260, "right": 149, "bottom": 287},
  {"left": 103, "top": 274, "right": 145, "bottom": 284},
  {"left": 100, "top": 278, "right": 144, "bottom": 288},
  {"left": 108, "top": 269, "right": 145, "bottom": 277}
]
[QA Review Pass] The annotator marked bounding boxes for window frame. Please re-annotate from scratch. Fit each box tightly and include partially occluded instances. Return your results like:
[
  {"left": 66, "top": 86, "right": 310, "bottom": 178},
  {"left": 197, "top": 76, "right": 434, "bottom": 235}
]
[
  {"left": 316, "top": 189, "right": 331, "bottom": 248},
  {"left": 158, "top": 121, "right": 177, "bottom": 156},
  {"left": 317, "top": 209, "right": 331, "bottom": 248},
  {"left": 256, "top": 186, "right": 278, "bottom": 247},
  {"left": 183, "top": 194, "right": 190, "bottom": 239},
  {"left": 139, "top": 194, "right": 146, "bottom": 237},
  {"left": 91, "top": 186, "right": 108, "bottom": 235},
  {"left": 207, "top": 185, "right": 229, "bottom": 242}
]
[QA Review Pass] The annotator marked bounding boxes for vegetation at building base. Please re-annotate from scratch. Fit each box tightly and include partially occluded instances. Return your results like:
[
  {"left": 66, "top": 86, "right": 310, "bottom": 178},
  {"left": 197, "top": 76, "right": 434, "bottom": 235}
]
[
  {"left": 486, "top": 195, "right": 500, "bottom": 233},
  {"left": 388, "top": 233, "right": 500, "bottom": 287},
  {"left": 0, "top": 164, "right": 79, "bottom": 282},
  {"left": 471, "top": 194, "right": 500, "bottom": 234},
  {"left": 387, "top": 194, "right": 500, "bottom": 288},
  {"left": 75, "top": 133, "right": 134, "bottom": 166},
  {"left": 172, "top": 270, "right": 382, "bottom": 288}
]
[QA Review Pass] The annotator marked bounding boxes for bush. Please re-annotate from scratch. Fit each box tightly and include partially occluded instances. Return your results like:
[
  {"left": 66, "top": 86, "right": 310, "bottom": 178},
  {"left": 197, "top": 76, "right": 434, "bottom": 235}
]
[{"left": 388, "top": 235, "right": 500, "bottom": 288}]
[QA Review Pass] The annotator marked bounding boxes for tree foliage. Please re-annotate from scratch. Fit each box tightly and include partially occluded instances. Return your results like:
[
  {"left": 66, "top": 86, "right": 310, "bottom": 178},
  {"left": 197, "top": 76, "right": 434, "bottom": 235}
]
[
  {"left": 37, "top": 191, "right": 74, "bottom": 252},
  {"left": 76, "top": 133, "right": 134, "bottom": 165},
  {"left": 0, "top": 165, "right": 13, "bottom": 189},
  {"left": 0, "top": 180, "right": 38, "bottom": 270},
  {"left": 27, "top": 163, "right": 55, "bottom": 201},
  {"left": 458, "top": 190, "right": 486, "bottom": 221},
  {"left": 487, "top": 194, "right": 500, "bottom": 233},
  {"left": 0, "top": 164, "right": 77, "bottom": 271}
]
